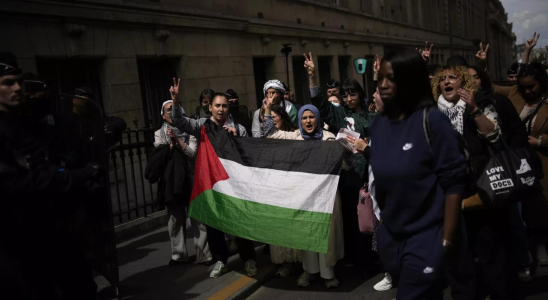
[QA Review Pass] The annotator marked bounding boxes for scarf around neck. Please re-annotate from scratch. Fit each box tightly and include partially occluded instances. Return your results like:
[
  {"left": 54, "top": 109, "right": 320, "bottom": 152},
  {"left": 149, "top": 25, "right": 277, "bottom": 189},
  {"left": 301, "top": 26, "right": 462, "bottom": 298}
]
[{"left": 437, "top": 94, "right": 467, "bottom": 135}]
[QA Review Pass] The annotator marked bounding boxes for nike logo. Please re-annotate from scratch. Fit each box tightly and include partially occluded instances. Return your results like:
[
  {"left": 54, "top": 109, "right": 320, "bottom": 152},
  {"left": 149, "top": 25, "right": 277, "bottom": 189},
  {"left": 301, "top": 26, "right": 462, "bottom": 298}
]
[{"left": 403, "top": 143, "right": 413, "bottom": 151}]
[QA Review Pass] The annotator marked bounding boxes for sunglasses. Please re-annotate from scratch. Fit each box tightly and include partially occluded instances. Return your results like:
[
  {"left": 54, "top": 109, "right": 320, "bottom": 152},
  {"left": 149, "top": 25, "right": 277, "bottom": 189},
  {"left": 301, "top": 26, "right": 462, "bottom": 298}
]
[
  {"left": 438, "top": 75, "right": 460, "bottom": 83},
  {"left": 341, "top": 93, "right": 357, "bottom": 99},
  {"left": 164, "top": 106, "right": 173, "bottom": 113}
]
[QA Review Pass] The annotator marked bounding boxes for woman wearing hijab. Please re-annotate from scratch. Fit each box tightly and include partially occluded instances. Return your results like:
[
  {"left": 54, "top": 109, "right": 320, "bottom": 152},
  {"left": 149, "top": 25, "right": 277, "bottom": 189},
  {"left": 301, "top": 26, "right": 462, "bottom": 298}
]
[
  {"left": 263, "top": 99, "right": 344, "bottom": 288},
  {"left": 147, "top": 100, "right": 212, "bottom": 266},
  {"left": 305, "top": 53, "right": 374, "bottom": 269}
]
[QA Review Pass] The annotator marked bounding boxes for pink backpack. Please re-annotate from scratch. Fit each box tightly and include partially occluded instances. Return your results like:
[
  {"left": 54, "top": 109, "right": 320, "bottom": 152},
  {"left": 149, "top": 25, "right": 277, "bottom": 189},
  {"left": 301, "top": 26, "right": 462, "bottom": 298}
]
[{"left": 357, "top": 184, "right": 374, "bottom": 234}]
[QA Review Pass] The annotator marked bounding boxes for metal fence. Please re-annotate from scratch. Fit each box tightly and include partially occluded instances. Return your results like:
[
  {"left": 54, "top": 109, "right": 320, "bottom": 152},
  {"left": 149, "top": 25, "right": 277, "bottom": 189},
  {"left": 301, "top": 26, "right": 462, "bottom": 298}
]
[{"left": 108, "top": 127, "right": 160, "bottom": 225}]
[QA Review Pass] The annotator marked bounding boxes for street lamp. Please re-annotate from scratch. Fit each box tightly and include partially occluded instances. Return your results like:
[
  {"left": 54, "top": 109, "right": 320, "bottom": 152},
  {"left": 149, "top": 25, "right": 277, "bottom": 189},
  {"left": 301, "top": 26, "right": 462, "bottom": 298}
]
[{"left": 281, "top": 43, "right": 296, "bottom": 91}]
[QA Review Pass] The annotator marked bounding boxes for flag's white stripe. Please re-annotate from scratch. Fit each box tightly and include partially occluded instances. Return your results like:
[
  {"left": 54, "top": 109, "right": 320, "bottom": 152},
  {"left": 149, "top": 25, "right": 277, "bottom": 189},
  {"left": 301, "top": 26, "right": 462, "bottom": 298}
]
[{"left": 212, "top": 158, "right": 339, "bottom": 214}]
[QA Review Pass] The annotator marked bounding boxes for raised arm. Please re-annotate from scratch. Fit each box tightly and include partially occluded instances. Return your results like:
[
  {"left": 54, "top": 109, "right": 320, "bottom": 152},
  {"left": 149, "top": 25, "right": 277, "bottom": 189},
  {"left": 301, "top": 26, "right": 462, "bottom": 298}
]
[
  {"left": 522, "top": 32, "right": 540, "bottom": 64},
  {"left": 305, "top": 52, "right": 335, "bottom": 125},
  {"left": 169, "top": 77, "right": 205, "bottom": 138}
]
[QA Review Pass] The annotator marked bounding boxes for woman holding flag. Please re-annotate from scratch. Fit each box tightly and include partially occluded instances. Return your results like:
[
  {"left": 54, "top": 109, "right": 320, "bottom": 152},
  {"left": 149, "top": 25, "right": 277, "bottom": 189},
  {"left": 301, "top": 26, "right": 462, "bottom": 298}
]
[
  {"left": 263, "top": 97, "right": 344, "bottom": 288},
  {"left": 168, "top": 78, "right": 258, "bottom": 279}
]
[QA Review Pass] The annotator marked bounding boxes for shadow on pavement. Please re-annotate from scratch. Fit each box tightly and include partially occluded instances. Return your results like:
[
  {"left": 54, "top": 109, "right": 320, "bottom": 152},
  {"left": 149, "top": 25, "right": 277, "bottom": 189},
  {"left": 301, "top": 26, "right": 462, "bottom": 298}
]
[{"left": 116, "top": 230, "right": 170, "bottom": 268}]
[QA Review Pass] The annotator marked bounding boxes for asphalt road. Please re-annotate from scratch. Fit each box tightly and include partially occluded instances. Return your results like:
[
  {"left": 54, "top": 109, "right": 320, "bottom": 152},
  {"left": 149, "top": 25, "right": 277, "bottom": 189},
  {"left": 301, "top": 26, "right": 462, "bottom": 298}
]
[{"left": 248, "top": 260, "right": 548, "bottom": 300}]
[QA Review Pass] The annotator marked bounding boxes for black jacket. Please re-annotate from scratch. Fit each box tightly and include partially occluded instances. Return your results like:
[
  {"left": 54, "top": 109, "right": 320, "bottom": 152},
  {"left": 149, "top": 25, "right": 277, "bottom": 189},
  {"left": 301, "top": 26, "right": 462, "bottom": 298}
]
[
  {"left": 464, "top": 91, "right": 532, "bottom": 194},
  {"left": 145, "top": 144, "right": 193, "bottom": 209}
]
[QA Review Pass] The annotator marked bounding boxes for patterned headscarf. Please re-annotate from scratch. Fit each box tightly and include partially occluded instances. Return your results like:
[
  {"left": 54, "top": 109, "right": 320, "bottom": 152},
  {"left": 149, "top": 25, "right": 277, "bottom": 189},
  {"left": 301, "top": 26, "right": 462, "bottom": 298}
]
[
  {"left": 159, "top": 100, "right": 187, "bottom": 144},
  {"left": 263, "top": 79, "right": 286, "bottom": 98},
  {"left": 298, "top": 104, "right": 323, "bottom": 140}
]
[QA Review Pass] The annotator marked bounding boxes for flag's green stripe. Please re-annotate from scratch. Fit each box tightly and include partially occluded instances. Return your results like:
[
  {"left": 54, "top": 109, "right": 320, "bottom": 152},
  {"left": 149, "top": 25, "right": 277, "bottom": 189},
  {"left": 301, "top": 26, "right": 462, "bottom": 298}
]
[{"left": 189, "top": 189, "right": 332, "bottom": 253}]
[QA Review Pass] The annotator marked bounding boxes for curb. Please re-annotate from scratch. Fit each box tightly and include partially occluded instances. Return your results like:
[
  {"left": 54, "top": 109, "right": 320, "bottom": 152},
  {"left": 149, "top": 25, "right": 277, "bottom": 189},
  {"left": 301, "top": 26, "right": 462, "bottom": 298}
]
[
  {"left": 114, "top": 210, "right": 168, "bottom": 243},
  {"left": 228, "top": 264, "right": 276, "bottom": 300}
]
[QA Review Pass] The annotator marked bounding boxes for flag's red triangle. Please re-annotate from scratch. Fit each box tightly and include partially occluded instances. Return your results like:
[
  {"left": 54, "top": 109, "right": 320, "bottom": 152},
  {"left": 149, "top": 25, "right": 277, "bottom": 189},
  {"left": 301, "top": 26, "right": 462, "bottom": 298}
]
[{"left": 190, "top": 125, "right": 229, "bottom": 204}]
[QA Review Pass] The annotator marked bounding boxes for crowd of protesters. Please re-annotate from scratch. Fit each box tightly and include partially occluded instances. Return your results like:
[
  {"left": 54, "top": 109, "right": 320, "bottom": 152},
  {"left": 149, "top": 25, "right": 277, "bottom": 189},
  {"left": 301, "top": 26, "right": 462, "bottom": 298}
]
[{"left": 2, "top": 29, "right": 548, "bottom": 299}]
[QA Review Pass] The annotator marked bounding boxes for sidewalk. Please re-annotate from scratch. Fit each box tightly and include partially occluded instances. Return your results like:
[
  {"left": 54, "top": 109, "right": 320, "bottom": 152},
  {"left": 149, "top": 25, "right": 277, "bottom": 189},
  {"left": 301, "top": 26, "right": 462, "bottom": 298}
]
[{"left": 94, "top": 227, "right": 275, "bottom": 300}]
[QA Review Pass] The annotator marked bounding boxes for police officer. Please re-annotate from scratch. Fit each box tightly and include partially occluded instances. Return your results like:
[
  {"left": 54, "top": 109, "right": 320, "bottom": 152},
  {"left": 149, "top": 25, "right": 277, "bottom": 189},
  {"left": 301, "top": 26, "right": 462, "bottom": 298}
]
[{"left": 0, "top": 52, "right": 99, "bottom": 300}]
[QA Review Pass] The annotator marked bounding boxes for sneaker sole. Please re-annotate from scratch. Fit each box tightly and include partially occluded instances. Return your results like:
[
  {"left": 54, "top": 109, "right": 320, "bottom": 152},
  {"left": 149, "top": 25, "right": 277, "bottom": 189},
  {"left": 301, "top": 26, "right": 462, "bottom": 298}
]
[{"left": 374, "top": 285, "right": 393, "bottom": 291}]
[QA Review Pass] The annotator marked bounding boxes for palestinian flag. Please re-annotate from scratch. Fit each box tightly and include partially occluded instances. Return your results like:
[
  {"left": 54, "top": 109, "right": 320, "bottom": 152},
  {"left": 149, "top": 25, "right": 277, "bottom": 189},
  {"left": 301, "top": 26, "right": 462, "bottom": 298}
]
[{"left": 188, "top": 121, "right": 345, "bottom": 253}]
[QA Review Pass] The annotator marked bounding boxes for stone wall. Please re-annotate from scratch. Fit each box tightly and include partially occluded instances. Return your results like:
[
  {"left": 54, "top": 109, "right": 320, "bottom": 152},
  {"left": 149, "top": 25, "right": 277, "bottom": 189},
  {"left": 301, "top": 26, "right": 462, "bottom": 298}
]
[{"left": 0, "top": 0, "right": 515, "bottom": 126}]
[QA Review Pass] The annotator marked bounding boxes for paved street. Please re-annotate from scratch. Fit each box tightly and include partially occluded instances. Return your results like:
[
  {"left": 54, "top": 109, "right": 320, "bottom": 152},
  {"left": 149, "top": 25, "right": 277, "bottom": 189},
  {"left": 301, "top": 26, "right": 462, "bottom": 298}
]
[{"left": 95, "top": 226, "right": 548, "bottom": 300}]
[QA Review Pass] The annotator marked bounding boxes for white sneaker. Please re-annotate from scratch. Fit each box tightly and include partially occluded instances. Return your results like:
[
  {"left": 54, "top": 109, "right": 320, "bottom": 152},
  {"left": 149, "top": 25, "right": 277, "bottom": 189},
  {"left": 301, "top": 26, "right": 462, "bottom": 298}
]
[
  {"left": 297, "top": 271, "right": 316, "bottom": 287},
  {"left": 374, "top": 273, "right": 393, "bottom": 291},
  {"left": 210, "top": 261, "right": 228, "bottom": 278},
  {"left": 518, "top": 268, "right": 531, "bottom": 282},
  {"left": 245, "top": 260, "right": 258, "bottom": 277}
]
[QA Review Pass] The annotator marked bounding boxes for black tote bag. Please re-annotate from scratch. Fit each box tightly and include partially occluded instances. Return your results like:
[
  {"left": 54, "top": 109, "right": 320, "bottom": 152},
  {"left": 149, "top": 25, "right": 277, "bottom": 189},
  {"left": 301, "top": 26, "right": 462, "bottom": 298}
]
[{"left": 477, "top": 142, "right": 542, "bottom": 208}]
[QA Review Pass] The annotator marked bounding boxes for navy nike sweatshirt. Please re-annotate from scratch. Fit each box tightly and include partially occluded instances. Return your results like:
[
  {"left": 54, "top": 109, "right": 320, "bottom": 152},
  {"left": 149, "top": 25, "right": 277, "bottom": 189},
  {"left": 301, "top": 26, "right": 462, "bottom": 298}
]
[{"left": 371, "top": 108, "right": 466, "bottom": 236}]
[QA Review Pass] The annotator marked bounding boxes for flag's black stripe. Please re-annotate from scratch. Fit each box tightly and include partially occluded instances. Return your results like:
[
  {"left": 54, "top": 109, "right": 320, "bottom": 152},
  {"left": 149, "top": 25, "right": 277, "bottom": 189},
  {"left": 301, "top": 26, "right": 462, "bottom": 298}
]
[{"left": 205, "top": 121, "right": 345, "bottom": 176}]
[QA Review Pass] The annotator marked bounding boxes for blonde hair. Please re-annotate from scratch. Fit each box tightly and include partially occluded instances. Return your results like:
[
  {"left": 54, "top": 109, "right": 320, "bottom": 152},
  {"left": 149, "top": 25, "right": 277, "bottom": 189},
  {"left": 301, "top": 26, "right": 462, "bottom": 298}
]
[{"left": 431, "top": 65, "right": 477, "bottom": 100}]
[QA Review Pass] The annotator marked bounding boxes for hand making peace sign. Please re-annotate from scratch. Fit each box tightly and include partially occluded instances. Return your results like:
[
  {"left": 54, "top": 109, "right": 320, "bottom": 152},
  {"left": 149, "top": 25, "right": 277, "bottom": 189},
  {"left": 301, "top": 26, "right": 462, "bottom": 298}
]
[
  {"left": 303, "top": 52, "right": 315, "bottom": 77},
  {"left": 525, "top": 32, "right": 540, "bottom": 50},
  {"left": 417, "top": 41, "right": 434, "bottom": 61},
  {"left": 475, "top": 42, "right": 489, "bottom": 62},
  {"left": 170, "top": 77, "right": 181, "bottom": 106}
]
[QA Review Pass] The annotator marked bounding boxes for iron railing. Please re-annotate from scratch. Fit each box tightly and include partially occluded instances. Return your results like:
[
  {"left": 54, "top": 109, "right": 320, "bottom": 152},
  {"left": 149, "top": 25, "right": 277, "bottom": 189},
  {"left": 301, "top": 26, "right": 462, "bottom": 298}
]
[{"left": 108, "top": 127, "right": 159, "bottom": 225}]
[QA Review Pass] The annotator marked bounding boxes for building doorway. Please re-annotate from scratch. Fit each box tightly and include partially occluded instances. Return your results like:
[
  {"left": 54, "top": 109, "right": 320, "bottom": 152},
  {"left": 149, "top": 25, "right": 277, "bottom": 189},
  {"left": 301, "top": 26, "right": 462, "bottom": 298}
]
[
  {"left": 292, "top": 56, "right": 308, "bottom": 105},
  {"left": 252, "top": 57, "right": 275, "bottom": 108},
  {"left": 137, "top": 58, "right": 178, "bottom": 128}
]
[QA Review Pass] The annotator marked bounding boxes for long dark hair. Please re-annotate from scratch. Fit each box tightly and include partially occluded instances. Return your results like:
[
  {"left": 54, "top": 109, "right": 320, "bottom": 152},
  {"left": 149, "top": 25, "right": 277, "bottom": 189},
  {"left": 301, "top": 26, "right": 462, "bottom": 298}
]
[
  {"left": 518, "top": 63, "right": 548, "bottom": 96},
  {"left": 381, "top": 48, "right": 434, "bottom": 119},
  {"left": 341, "top": 79, "right": 367, "bottom": 110},
  {"left": 468, "top": 65, "right": 493, "bottom": 92},
  {"left": 272, "top": 105, "right": 296, "bottom": 131},
  {"left": 199, "top": 88, "right": 215, "bottom": 104}
]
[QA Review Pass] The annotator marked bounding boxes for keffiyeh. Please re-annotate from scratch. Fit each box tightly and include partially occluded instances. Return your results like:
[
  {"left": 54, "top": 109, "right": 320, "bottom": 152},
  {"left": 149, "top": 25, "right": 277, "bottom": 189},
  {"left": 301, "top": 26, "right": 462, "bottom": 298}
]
[
  {"left": 437, "top": 94, "right": 467, "bottom": 135},
  {"left": 263, "top": 79, "right": 286, "bottom": 97},
  {"left": 159, "top": 100, "right": 187, "bottom": 144}
]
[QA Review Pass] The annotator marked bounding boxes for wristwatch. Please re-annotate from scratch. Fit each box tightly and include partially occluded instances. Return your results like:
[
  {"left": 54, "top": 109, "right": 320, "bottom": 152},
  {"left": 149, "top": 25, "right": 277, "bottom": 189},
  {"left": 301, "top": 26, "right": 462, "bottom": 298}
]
[{"left": 471, "top": 107, "right": 483, "bottom": 118}]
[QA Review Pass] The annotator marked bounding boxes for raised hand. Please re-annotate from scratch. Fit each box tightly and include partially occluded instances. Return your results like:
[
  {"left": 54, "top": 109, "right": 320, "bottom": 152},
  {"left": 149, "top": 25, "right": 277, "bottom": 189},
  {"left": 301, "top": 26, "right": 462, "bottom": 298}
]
[
  {"left": 458, "top": 89, "right": 476, "bottom": 110},
  {"left": 475, "top": 42, "right": 489, "bottom": 62},
  {"left": 170, "top": 77, "right": 181, "bottom": 105},
  {"left": 526, "top": 32, "right": 540, "bottom": 49},
  {"left": 417, "top": 41, "right": 433, "bottom": 61},
  {"left": 303, "top": 52, "right": 315, "bottom": 77},
  {"left": 373, "top": 54, "right": 381, "bottom": 73},
  {"left": 368, "top": 103, "right": 376, "bottom": 112}
]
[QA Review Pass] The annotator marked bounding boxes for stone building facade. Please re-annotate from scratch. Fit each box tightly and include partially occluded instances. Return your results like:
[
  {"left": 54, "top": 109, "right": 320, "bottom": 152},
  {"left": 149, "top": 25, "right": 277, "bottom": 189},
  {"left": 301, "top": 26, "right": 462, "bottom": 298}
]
[
  {"left": 1, "top": 0, "right": 516, "bottom": 125},
  {"left": 0, "top": 0, "right": 516, "bottom": 223}
]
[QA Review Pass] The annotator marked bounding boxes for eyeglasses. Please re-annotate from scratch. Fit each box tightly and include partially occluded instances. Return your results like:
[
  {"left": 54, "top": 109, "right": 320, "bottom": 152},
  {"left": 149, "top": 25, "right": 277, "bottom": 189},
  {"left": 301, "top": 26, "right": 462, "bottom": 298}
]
[
  {"left": 267, "top": 91, "right": 280, "bottom": 96},
  {"left": 438, "top": 75, "right": 460, "bottom": 83},
  {"left": 341, "top": 93, "right": 357, "bottom": 99}
]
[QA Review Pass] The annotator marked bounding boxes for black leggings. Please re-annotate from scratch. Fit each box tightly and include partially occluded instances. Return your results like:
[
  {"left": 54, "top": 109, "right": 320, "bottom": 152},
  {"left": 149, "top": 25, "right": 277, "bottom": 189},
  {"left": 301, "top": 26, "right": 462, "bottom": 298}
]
[{"left": 206, "top": 226, "right": 256, "bottom": 265}]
